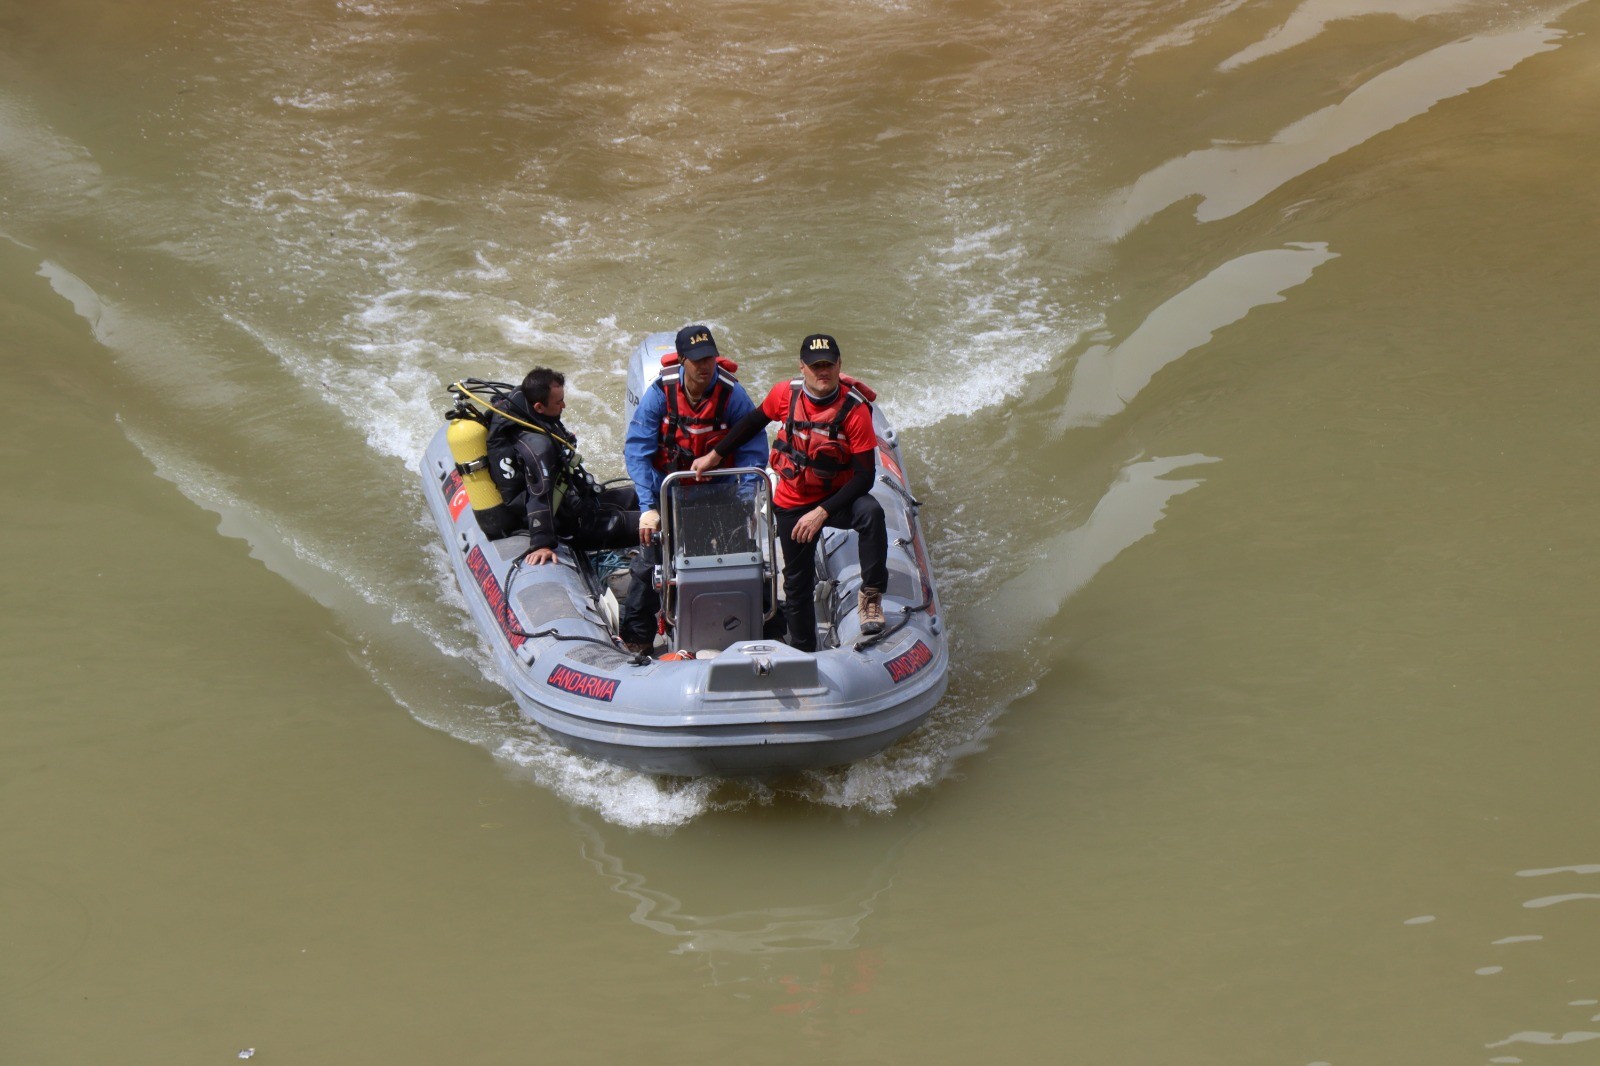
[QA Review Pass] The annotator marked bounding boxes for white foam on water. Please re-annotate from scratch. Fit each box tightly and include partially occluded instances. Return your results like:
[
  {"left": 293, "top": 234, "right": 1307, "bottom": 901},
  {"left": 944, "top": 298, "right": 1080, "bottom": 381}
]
[
  {"left": 271, "top": 91, "right": 355, "bottom": 112},
  {"left": 37, "top": 259, "right": 116, "bottom": 343},
  {"left": 483, "top": 664, "right": 1035, "bottom": 827},
  {"left": 885, "top": 218, "right": 1100, "bottom": 432},
  {"left": 493, "top": 735, "right": 726, "bottom": 830},
  {"left": 218, "top": 302, "right": 464, "bottom": 467},
  {"left": 802, "top": 685, "right": 1022, "bottom": 816},
  {"left": 465, "top": 246, "right": 511, "bottom": 282}
]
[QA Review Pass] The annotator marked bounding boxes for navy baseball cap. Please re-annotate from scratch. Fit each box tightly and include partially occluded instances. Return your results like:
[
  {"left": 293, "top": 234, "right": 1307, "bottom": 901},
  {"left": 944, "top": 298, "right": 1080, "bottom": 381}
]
[
  {"left": 800, "top": 333, "right": 840, "bottom": 365},
  {"left": 676, "top": 325, "right": 719, "bottom": 361}
]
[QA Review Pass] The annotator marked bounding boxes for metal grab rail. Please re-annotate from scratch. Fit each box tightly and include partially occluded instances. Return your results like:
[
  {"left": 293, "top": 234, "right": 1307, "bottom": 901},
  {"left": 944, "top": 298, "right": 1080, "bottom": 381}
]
[{"left": 658, "top": 467, "right": 779, "bottom": 628}]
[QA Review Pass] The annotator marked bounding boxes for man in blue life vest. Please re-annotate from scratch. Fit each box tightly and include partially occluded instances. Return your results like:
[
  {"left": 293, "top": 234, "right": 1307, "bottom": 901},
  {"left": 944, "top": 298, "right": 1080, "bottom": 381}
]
[
  {"left": 692, "top": 333, "right": 887, "bottom": 650},
  {"left": 620, "top": 324, "right": 769, "bottom": 654}
]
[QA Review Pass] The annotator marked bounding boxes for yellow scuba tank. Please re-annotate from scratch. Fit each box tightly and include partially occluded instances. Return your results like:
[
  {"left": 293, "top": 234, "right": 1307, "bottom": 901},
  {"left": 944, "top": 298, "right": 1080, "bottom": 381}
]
[
  {"left": 446, "top": 414, "right": 504, "bottom": 512},
  {"left": 444, "top": 397, "right": 521, "bottom": 539}
]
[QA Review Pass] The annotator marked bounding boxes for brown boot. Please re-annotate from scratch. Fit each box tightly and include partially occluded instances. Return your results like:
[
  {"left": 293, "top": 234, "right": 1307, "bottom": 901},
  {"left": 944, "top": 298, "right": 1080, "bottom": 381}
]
[{"left": 858, "top": 587, "right": 885, "bottom": 635}]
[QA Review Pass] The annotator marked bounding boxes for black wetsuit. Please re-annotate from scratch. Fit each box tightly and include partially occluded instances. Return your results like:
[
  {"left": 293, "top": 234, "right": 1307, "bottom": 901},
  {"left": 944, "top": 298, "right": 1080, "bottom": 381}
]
[{"left": 485, "top": 396, "right": 639, "bottom": 555}]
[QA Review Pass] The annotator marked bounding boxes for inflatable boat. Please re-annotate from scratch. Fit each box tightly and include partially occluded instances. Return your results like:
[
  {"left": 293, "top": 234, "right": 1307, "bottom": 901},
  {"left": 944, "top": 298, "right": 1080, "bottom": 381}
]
[{"left": 419, "top": 332, "right": 948, "bottom": 776}]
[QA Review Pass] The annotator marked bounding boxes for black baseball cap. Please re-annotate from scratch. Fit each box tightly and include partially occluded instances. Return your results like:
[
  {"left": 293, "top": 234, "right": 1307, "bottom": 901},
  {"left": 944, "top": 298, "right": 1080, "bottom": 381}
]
[
  {"left": 800, "top": 333, "right": 841, "bottom": 365},
  {"left": 676, "top": 324, "right": 719, "bottom": 361}
]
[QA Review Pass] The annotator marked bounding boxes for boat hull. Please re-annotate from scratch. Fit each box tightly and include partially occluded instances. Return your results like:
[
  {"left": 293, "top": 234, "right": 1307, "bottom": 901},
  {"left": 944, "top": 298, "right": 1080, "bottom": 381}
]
[{"left": 423, "top": 335, "right": 948, "bottom": 777}]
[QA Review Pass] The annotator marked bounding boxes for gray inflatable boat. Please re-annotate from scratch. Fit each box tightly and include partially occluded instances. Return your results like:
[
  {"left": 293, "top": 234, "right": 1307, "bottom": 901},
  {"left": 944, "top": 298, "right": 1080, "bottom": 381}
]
[{"left": 419, "top": 332, "right": 948, "bottom": 776}]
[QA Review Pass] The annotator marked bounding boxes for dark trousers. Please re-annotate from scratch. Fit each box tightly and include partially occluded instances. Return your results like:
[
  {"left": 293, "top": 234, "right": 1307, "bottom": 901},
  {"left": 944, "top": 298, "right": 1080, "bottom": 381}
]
[
  {"left": 775, "top": 495, "right": 888, "bottom": 652},
  {"left": 570, "top": 485, "right": 656, "bottom": 645},
  {"left": 621, "top": 546, "right": 660, "bottom": 645},
  {"left": 572, "top": 485, "right": 640, "bottom": 550}
]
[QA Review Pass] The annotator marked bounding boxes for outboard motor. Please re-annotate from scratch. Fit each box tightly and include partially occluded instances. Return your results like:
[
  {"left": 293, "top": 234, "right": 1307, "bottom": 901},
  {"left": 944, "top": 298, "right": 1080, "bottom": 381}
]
[{"left": 659, "top": 469, "right": 777, "bottom": 653}]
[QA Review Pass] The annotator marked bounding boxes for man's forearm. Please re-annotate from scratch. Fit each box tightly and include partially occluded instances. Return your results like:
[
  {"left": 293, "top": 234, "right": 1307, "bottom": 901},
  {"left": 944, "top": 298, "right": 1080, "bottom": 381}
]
[{"left": 714, "top": 408, "right": 771, "bottom": 457}]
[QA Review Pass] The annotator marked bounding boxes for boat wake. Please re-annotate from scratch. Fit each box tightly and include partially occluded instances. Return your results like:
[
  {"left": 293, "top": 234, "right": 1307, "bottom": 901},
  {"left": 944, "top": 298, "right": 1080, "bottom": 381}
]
[{"left": 1, "top": 68, "right": 1198, "bottom": 828}]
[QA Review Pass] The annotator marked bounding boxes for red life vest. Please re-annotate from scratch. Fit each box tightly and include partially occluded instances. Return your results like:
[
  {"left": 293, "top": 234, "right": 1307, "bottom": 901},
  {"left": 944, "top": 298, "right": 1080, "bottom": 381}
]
[
  {"left": 769, "top": 377, "right": 874, "bottom": 498},
  {"left": 652, "top": 355, "right": 742, "bottom": 472}
]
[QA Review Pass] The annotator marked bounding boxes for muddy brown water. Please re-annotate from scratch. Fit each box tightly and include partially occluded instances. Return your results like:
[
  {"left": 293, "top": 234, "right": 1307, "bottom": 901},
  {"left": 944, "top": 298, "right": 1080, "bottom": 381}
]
[{"left": 4, "top": 1, "right": 1600, "bottom": 1062}]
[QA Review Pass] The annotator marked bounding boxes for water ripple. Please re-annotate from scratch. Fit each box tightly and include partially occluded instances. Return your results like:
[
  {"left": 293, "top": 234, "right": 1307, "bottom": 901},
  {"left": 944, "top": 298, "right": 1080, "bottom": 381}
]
[
  {"left": 1486, "top": 1030, "right": 1600, "bottom": 1048},
  {"left": 1522, "top": 893, "right": 1600, "bottom": 909},
  {"left": 1114, "top": 19, "right": 1566, "bottom": 234},
  {"left": 1055, "top": 243, "right": 1336, "bottom": 430}
]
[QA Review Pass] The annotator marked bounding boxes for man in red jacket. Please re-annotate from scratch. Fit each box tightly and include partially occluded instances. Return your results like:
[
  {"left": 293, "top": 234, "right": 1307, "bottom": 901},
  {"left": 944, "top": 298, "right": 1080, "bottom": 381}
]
[{"left": 693, "top": 334, "right": 887, "bottom": 650}]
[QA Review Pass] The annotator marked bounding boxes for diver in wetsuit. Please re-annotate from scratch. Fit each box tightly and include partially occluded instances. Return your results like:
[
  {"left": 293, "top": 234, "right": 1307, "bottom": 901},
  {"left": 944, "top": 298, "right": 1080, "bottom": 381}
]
[{"left": 486, "top": 367, "right": 639, "bottom": 565}]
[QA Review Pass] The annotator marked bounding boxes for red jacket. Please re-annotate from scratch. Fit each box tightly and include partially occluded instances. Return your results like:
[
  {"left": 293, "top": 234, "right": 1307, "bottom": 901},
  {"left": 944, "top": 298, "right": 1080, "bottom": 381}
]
[{"left": 762, "top": 378, "right": 876, "bottom": 509}]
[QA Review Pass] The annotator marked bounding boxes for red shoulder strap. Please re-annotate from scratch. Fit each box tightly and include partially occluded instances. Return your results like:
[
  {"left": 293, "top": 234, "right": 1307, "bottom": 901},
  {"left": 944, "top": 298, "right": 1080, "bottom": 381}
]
[{"left": 840, "top": 374, "right": 876, "bottom": 402}]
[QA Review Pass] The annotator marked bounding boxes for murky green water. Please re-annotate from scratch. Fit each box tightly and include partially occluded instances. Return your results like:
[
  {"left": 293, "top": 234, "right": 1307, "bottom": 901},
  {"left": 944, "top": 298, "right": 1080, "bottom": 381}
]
[{"left": 5, "top": 1, "right": 1600, "bottom": 1062}]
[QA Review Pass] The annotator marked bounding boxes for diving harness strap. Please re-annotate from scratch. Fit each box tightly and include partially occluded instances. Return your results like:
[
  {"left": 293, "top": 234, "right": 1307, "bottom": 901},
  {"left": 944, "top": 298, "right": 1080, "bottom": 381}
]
[{"left": 449, "top": 379, "right": 593, "bottom": 515}]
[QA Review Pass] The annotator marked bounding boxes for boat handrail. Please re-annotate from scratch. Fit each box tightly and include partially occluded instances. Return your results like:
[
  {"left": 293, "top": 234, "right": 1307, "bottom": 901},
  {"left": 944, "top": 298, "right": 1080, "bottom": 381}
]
[{"left": 658, "top": 467, "right": 778, "bottom": 628}]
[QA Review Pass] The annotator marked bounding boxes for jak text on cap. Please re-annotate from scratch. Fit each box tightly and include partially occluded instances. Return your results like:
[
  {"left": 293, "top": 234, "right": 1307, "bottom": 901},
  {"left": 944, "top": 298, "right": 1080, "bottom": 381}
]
[
  {"left": 676, "top": 325, "right": 719, "bottom": 361},
  {"left": 800, "top": 333, "right": 840, "bottom": 365}
]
